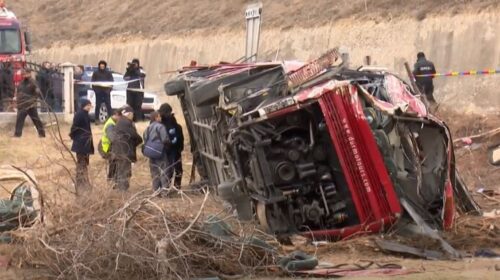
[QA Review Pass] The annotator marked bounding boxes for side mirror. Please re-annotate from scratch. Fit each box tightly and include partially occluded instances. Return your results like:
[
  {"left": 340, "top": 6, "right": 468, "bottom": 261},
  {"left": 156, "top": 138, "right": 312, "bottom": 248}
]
[{"left": 24, "top": 31, "right": 32, "bottom": 52}]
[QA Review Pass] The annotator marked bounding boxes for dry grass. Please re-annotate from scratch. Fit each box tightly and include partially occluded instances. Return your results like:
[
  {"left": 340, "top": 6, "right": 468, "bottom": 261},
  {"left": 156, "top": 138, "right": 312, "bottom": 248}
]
[
  {"left": 16, "top": 189, "right": 277, "bottom": 279},
  {"left": 0, "top": 119, "right": 278, "bottom": 279},
  {"left": 1, "top": 108, "right": 499, "bottom": 279}
]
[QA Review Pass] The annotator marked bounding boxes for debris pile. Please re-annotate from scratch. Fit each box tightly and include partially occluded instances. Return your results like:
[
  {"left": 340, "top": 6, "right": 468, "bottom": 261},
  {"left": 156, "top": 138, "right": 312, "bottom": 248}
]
[
  {"left": 0, "top": 165, "right": 42, "bottom": 233},
  {"left": 18, "top": 191, "right": 276, "bottom": 279}
]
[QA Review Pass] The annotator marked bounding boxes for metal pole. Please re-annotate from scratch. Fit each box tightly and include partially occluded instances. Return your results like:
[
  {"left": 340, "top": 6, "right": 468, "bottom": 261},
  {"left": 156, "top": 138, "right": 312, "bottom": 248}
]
[
  {"left": 61, "top": 63, "right": 75, "bottom": 122},
  {"left": 245, "top": 2, "right": 263, "bottom": 62}
]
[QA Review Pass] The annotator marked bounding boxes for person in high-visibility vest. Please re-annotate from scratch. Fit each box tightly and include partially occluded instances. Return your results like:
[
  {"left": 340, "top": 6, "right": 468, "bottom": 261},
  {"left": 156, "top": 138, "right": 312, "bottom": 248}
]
[{"left": 98, "top": 108, "right": 123, "bottom": 183}]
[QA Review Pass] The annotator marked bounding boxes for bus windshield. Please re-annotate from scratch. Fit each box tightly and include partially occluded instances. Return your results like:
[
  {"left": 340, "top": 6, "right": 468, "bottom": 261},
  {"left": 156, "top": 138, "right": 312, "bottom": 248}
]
[{"left": 0, "top": 28, "right": 21, "bottom": 54}]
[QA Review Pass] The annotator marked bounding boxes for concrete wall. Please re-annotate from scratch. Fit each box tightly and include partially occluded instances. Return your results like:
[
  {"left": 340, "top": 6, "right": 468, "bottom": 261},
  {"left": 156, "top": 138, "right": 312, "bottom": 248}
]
[{"left": 32, "top": 11, "right": 500, "bottom": 115}]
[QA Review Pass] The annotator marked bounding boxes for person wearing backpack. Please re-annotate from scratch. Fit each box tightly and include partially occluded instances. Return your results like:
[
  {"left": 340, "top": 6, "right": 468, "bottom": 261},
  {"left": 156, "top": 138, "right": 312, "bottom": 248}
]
[
  {"left": 98, "top": 108, "right": 123, "bottom": 183},
  {"left": 143, "top": 111, "right": 171, "bottom": 192}
]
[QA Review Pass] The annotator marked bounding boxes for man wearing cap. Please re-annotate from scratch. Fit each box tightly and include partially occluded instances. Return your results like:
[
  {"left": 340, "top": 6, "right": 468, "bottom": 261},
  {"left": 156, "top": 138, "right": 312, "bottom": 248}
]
[
  {"left": 13, "top": 68, "right": 46, "bottom": 138},
  {"left": 124, "top": 58, "right": 146, "bottom": 122},
  {"left": 110, "top": 106, "right": 143, "bottom": 191},
  {"left": 413, "top": 52, "right": 437, "bottom": 104},
  {"left": 91, "top": 60, "right": 114, "bottom": 124},
  {"left": 70, "top": 98, "right": 94, "bottom": 195},
  {"left": 98, "top": 107, "right": 123, "bottom": 183}
]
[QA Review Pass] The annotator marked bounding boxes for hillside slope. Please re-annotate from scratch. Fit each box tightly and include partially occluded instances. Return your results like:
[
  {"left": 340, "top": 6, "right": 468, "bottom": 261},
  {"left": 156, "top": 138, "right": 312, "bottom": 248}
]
[{"left": 9, "top": 0, "right": 500, "bottom": 48}]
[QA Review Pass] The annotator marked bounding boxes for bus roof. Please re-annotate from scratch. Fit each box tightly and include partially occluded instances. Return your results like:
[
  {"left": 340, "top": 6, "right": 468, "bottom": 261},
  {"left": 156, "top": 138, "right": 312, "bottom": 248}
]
[{"left": 0, "top": 7, "right": 16, "bottom": 19}]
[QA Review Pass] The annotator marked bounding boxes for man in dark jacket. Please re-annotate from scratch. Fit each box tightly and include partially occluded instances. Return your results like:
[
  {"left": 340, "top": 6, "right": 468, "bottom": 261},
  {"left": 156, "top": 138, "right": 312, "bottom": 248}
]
[
  {"left": 0, "top": 61, "right": 14, "bottom": 112},
  {"left": 91, "top": 60, "right": 114, "bottom": 123},
  {"left": 49, "top": 64, "right": 64, "bottom": 112},
  {"left": 36, "top": 61, "right": 53, "bottom": 112},
  {"left": 110, "top": 106, "right": 143, "bottom": 191},
  {"left": 14, "top": 68, "right": 46, "bottom": 138},
  {"left": 70, "top": 99, "right": 94, "bottom": 195},
  {"left": 413, "top": 52, "right": 437, "bottom": 103},
  {"left": 73, "top": 65, "right": 86, "bottom": 110},
  {"left": 159, "top": 103, "right": 184, "bottom": 189},
  {"left": 124, "top": 58, "right": 146, "bottom": 122}
]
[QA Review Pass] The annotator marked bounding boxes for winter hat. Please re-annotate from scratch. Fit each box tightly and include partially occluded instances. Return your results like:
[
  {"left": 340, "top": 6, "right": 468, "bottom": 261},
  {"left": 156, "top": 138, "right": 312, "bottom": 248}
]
[
  {"left": 80, "top": 98, "right": 91, "bottom": 109},
  {"left": 132, "top": 58, "right": 140, "bottom": 66},
  {"left": 158, "top": 103, "right": 173, "bottom": 117},
  {"left": 121, "top": 106, "right": 134, "bottom": 117},
  {"left": 98, "top": 60, "right": 107, "bottom": 67}
]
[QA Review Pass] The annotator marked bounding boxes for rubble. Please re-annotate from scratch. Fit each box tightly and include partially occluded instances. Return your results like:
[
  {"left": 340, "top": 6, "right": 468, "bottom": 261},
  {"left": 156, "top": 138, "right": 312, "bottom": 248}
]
[{"left": 0, "top": 165, "right": 42, "bottom": 233}]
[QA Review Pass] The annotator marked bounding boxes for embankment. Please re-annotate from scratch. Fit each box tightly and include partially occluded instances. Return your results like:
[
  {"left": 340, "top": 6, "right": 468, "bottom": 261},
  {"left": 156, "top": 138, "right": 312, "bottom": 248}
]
[{"left": 32, "top": 11, "right": 500, "bottom": 115}]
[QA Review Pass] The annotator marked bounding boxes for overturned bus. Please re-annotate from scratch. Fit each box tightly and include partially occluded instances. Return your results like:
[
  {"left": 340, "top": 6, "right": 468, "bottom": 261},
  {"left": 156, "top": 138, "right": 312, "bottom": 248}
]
[{"left": 165, "top": 49, "right": 480, "bottom": 240}]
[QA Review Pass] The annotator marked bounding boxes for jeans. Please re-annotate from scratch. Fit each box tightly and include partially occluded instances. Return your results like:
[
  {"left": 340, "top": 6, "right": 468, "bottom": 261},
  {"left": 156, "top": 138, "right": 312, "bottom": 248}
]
[
  {"left": 114, "top": 158, "right": 132, "bottom": 191},
  {"left": 417, "top": 83, "right": 435, "bottom": 103},
  {"left": 167, "top": 151, "right": 183, "bottom": 188},
  {"left": 127, "top": 90, "right": 144, "bottom": 122},
  {"left": 95, "top": 90, "right": 112, "bottom": 122},
  {"left": 76, "top": 153, "right": 91, "bottom": 195},
  {"left": 14, "top": 107, "right": 46, "bottom": 137},
  {"left": 107, "top": 157, "right": 118, "bottom": 181},
  {"left": 149, "top": 154, "right": 170, "bottom": 191}
]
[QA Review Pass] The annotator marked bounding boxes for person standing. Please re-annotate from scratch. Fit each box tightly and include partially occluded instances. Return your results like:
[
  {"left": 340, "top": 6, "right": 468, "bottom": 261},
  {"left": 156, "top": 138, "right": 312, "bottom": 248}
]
[
  {"left": 0, "top": 61, "right": 14, "bottom": 112},
  {"left": 124, "top": 59, "right": 146, "bottom": 122},
  {"left": 69, "top": 99, "right": 94, "bottom": 195},
  {"left": 413, "top": 52, "right": 437, "bottom": 104},
  {"left": 13, "top": 68, "right": 45, "bottom": 138},
  {"left": 36, "top": 61, "right": 53, "bottom": 112},
  {"left": 159, "top": 103, "right": 184, "bottom": 189},
  {"left": 91, "top": 60, "right": 114, "bottom": 124},
  {"left": 143, "top": 111, "right": 171, "bottom": 191},
  {"left": 73, "top": 65, "right": 86, "bottom": 110},
  {"left": 98, "top": 108, "right": 122, "bottom": 183},
  {"left": 111, "top": 107, "right": 143, "bottom": 191},
  {"left": 49, "top": 64, "right": 64, "bottom": 112}
]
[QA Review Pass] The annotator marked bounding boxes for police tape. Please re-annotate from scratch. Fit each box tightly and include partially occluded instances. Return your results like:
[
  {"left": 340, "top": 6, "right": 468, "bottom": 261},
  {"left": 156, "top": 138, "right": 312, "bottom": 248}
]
[
  {"left": 75, "top": 79, "right": 141, "bottom": 87},
  {"left": 74, "top": 79, "right": 154, "bottom": 93},
  {"left": 415, "top": 69, "right": 500, "bottom": 77}
]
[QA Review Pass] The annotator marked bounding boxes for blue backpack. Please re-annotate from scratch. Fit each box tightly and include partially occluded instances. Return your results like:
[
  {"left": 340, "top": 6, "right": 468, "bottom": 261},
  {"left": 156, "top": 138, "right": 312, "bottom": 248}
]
[{"left": 143, "top": 126, "right": 164, "bottom": 159}]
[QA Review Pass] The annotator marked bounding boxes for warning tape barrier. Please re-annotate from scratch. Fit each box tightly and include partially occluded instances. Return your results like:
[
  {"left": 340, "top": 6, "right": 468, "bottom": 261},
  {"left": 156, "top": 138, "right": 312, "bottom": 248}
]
[{"left": 415, "top": 69, "right": 500, "bottom": 77}]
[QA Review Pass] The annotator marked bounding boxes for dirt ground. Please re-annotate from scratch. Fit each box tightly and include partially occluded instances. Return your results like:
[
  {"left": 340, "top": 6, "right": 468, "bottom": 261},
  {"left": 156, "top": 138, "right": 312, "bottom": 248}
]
[
  {"left": 9, "top": 0, "right": 500, "bottom": 49},
  {"left": 0, "top": 108, "right": 498, "bottom": 279}
]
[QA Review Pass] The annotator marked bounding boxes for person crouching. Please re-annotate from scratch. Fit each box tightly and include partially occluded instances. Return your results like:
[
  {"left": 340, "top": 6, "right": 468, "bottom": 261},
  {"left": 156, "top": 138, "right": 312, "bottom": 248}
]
[
  {"left": 111, "top": 106, "right": 143, "bottom": 191},
  {"left": 143, "top": 111, "right": 171, "bottom": 192}
]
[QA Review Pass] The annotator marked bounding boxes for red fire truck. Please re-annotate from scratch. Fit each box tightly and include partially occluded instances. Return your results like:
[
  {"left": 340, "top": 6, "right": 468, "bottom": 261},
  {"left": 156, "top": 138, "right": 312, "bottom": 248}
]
[{"left": 0, "top": 1, "right": 31, "bottom": 86}]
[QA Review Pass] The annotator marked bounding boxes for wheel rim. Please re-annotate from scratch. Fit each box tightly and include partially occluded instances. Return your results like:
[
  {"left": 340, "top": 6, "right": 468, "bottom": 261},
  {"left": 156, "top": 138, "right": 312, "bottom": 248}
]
[
  {"left": 99, "top": 103, "right": 108, "bottom": 123},
  {"left": 256, "top": 202, "right": 271, "bottom": 233}
]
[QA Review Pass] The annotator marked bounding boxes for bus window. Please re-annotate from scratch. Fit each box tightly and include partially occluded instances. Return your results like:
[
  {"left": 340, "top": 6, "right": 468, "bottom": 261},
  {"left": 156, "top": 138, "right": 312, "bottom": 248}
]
[{"left": 0, "top": 28, "right": 21, "bottom": 54}]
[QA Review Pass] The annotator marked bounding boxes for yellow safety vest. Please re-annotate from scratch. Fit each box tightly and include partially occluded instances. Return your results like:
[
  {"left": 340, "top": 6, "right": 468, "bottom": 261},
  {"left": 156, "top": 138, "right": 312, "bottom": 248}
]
[{"left": 101, "top": 118, "right": 116, "bottom": 153}]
